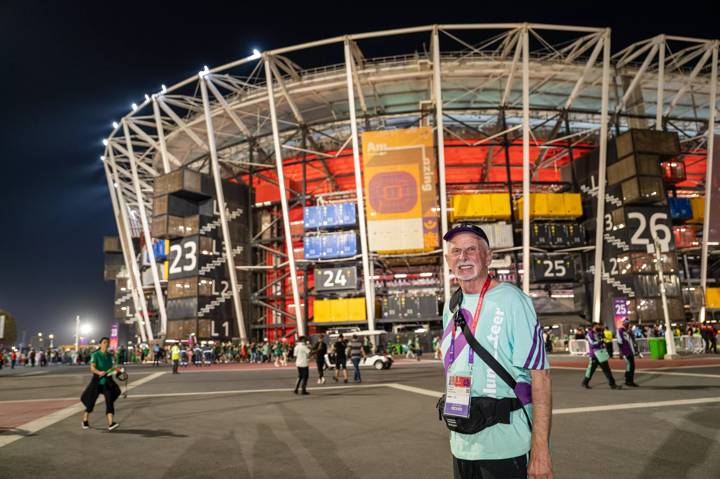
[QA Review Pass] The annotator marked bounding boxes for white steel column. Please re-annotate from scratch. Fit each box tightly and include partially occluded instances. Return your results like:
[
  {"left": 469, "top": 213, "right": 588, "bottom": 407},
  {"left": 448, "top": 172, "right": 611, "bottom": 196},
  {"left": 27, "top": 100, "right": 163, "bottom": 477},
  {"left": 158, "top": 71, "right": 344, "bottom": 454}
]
[
  {"left": 152, "top": 97, "right": 172, "bottom": 174},
  {"left": 521, "top": 26, "right": 531, "bottom": 293},
  {"left": 122, "top": 120, "right": 167, "bottom": 338},
  {"left": 343, "top": 39, "right": 375, "bottom": 332},
  {"left": 102, "top": 158, "right": 148, "bottom": 343},
  {"left": 656, "top": 35, "right": 665, "bottom": 130},
  {"left": 108, "top": 150, "right": 152, "bottom": 342},
  {"left": 432, "top": 26, "right": 451, "bottom": 303},
  {"left": 263, "top": 57, "right": 305, "bottom": 336},
  {"left": 655, "top": 240, "right": 677, "bottom": 358},
  {"left": 700, "top": 42, "right": 718, "bottom": 323},
  {"left": 199, "top": 74, "right": 249, "bottom": 343},
  {"left": 592, "top": 30, "right": 612, "bottom": 324}
]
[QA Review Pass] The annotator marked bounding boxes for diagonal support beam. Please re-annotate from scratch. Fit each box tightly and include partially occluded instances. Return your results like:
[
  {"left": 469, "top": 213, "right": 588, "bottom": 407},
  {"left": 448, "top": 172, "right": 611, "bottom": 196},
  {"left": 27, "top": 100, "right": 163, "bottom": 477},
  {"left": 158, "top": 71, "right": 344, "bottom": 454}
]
[
  {"left": 157, "top": 97, "right": 209, "bottom": 150},
  {"left": 268, "top": 57, "right": 304, "bottom": 125}
]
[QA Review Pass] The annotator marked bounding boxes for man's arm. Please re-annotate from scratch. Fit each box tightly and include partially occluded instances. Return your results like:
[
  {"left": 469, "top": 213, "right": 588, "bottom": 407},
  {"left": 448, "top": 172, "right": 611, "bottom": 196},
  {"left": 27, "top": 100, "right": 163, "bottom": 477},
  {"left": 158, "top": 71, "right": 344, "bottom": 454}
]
[{"left": 528, "top": 369, "right": 553, "bottom": 479}]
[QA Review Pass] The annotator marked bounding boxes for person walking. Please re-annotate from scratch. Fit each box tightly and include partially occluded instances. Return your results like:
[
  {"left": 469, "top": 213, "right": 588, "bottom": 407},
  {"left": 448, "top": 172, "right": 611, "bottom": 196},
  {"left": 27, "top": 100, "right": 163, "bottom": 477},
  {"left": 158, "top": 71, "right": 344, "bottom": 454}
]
[
  {"left": 10, "top": 350, "right": 17, "bottom": 369},
  {"left": 348, "top": 334, "right": 365, "bottom": 383},
  {"left": 413, "top": 335, "right": 422, "bottom": 361},
  {"left": 313, "top": 334, "right": 328, "bottom": 384},
  {"left": 616, "top": 319, "right": 638, "bottom": 387},
  {"left": 405, "top": 337, "right": 415, "bottom": 359},
  {"left": 439, "top": 224, "right": 553, "bottom": 478},
  {"left": 433, "top": 336, "right": 441, "bottom": 359},
  {"left": 293, "top": 336, "right": 311, "bottom": 395},
  {"left": 80, "top": 337, "right": 121, "bottom": 431},
  {"left": 603, "top": 326, "right": 614, "bottom": 359},
  {"left": 171, "top": 343, "right": 181, "bottom": 374},
  {"left": 332, "top": 334, "right": 348, "bottom": 383},
  {"left": 152, "top": 343, "right": 161, "bottom": 367},
  {"left": 582, "top": 323, "right": 620, "bottom": 390}
]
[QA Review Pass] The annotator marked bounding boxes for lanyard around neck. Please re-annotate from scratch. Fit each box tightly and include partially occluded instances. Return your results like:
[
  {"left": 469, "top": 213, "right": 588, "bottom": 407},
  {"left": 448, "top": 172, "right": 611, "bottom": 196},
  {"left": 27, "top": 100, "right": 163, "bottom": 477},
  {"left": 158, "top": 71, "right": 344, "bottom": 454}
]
[{"left": 449, "top": 275, "right": 492, "bottom": 368}]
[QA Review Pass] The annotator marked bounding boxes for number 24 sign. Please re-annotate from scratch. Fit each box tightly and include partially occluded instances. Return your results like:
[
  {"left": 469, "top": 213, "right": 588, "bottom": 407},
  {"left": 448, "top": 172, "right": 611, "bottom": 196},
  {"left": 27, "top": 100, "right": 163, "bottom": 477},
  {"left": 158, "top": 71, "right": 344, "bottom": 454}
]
[{"left": 315, "top": 267, "right": 358, "bottom": 291}]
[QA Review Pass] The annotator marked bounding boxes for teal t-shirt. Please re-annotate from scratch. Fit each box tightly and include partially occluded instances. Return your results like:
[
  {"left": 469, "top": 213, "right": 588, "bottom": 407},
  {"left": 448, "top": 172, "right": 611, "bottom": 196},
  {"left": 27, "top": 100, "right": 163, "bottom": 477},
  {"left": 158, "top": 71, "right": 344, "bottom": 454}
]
[
  {"left": 440, "top": 282, "right": 549, "bottom": 460},
  {"left": 91, "top": 350, "right": 113, "bottom": 385}
]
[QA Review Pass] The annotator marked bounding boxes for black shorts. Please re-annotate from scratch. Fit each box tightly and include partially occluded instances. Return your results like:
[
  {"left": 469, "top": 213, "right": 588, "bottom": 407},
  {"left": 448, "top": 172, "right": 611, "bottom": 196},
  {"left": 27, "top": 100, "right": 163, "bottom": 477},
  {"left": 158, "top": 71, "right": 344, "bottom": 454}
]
[
  {"left": 453, "top": 454, "right": 527, "bottom": 479},
  {"left": 335, "top": 357, "right": 347, "bottom": 369}
]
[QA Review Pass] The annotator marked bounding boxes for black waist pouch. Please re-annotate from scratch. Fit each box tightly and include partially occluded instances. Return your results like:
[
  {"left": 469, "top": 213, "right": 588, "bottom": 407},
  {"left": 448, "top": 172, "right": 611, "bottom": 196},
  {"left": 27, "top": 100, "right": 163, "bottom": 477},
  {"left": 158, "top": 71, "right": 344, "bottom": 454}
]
[{"left": 436, "top": 394, "right": 523, "bottom": 435}]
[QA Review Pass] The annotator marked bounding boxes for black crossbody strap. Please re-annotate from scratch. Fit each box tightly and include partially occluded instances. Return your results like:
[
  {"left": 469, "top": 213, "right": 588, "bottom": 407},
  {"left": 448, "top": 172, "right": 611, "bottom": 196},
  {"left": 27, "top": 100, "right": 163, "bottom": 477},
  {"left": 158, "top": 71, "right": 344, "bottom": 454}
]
[
  {"left": 460, "top": 324, "right": 516, "bottom": 389},
  {"left": 461, "top": 323, "right": 533, "bottom": 432}
]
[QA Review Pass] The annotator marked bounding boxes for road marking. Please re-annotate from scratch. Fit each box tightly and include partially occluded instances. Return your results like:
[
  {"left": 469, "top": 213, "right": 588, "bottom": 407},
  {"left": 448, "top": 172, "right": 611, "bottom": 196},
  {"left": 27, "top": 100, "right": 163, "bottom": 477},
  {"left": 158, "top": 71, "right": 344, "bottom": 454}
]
[
  {"left": 0, "top": 372, "right": 165, "bottom": 449},
  {"left": 553, "top": 397, "right": 720, "bottom": 415},
  {"left": 386, "top": 383, "right": 442, "bottom": 398},
  {"left": 0, "top": 397, "right": 77, "bottom": 404},
  {"left": 552, "top": 366, "right": 720, "bottom": 379},
  {"left": 382, "top": 383, "right": 720, "bottom": 416},
  {"left": 128, "top": 383, "right": 387, "bottom": 398}
]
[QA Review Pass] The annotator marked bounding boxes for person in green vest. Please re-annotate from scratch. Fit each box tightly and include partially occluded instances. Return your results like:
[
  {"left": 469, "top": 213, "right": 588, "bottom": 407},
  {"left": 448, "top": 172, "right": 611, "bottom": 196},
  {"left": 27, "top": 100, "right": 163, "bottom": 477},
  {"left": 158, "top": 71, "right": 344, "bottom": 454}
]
[
  {"left": 171, "top": 343, "right": 181, "bottom": 374},
  {"left": 80, "top": 337, "right": 121, "bottom": 431}
]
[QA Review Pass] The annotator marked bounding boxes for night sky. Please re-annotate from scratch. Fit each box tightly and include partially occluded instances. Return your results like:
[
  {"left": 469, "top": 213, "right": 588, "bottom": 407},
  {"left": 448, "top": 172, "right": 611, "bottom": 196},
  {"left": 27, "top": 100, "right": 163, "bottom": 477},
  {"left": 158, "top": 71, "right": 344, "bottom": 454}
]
[{"left": 0, "top": 1, "right": 715, "bottom": 345}]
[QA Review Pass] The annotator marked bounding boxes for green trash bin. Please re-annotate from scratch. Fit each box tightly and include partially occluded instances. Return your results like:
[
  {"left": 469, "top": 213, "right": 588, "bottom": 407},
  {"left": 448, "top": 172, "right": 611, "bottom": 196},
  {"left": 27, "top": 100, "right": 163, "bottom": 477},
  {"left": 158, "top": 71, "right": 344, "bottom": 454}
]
[{"left": 648, "top": 338, "right": 667, "bottom": 360}]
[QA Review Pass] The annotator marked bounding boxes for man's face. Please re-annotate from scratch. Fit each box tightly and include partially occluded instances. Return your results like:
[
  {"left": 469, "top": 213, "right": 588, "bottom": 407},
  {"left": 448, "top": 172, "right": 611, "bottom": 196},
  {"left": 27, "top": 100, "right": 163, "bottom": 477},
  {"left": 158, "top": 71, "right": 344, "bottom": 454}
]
[{"left": 445, "top": 232, "right": 491, "bottom": 282}]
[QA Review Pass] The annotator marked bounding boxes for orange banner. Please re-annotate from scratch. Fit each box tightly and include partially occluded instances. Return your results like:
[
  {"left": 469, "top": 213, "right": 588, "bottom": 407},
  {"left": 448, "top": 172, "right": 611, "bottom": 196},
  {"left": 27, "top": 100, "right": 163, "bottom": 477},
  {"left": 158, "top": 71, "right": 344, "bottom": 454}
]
[{"left": 362, "top": 128, "right": 439, "bottom": 253}]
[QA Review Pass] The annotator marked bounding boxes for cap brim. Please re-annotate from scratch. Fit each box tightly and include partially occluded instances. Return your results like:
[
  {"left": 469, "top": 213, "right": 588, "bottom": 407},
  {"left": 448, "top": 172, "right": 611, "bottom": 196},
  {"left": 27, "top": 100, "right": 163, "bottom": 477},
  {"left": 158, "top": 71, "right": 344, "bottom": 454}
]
[{"left": 442, "top": 227, "right": 489, "bottom": 244}]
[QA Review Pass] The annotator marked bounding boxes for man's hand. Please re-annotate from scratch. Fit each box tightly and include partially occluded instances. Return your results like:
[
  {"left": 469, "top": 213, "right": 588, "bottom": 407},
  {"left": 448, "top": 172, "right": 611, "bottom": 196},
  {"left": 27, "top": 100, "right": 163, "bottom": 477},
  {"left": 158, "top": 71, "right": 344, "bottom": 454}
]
[
  {"left": 97, "top": 370, "right": 107, "bottom": 377},
  {"left": 528, "top": 446, "right": 554, "bottom": 479}
]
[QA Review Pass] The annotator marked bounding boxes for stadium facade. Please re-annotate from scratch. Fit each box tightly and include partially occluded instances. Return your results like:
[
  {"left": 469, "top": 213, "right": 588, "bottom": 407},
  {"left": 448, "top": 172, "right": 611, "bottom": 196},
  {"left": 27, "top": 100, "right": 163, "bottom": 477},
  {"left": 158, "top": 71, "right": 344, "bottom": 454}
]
[{"left": 100, "top": 24, "right": 720, "bottom": 344}]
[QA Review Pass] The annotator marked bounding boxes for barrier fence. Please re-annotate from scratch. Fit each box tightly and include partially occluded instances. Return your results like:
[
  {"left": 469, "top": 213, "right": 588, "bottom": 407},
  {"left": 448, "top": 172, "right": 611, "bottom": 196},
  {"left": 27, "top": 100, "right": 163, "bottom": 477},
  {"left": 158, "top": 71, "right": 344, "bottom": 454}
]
[{"left": 567, "top": 336, "right": 706, "bottom": 357}]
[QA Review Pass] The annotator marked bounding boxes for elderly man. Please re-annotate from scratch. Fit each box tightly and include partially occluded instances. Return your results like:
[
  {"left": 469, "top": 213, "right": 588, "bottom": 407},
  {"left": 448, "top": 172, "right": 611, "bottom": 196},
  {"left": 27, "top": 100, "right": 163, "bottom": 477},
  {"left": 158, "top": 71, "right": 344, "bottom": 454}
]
[{"left": 440, "top": 223, "right": 553, "bottom": 479}]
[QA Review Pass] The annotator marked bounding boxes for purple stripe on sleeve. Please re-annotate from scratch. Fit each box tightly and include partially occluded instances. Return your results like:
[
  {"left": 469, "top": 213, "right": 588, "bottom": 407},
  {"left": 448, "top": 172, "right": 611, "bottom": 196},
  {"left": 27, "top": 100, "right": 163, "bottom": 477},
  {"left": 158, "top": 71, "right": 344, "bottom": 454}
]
[
  {"left": 523, "top": 322, "right": 540, "bottom": 368},
  {"left": 532, "top": 330, "right": 545, "bottom": 369},
  {"left": 531, "top": 328, "right": 544, "bottom": 369}
]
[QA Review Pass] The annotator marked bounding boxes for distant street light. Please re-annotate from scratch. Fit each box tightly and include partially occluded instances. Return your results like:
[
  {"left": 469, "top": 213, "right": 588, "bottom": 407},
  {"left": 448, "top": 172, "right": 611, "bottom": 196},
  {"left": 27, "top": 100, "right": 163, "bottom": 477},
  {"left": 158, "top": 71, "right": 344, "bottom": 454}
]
[
  {"left": 49, "top": 334, "right": 54, "bottom": 348},
  {"left": 74, "top": 317, "right": 93, "bottom": 350}
]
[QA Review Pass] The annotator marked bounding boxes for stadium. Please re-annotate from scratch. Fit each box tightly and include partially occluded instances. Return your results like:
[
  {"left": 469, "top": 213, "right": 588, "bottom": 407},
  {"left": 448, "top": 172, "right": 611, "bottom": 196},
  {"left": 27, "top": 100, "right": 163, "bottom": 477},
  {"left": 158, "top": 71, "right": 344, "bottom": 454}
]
[{"left": 100, "top": 23, "right": 720, "bottom": 347}]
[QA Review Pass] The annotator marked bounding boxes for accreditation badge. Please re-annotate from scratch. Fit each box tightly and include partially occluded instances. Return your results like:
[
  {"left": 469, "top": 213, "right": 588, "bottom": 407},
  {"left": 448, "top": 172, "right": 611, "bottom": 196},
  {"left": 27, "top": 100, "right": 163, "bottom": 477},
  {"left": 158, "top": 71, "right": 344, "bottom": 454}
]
[{"left": 444, "top": 373, "right": 472, "bottom": 418}]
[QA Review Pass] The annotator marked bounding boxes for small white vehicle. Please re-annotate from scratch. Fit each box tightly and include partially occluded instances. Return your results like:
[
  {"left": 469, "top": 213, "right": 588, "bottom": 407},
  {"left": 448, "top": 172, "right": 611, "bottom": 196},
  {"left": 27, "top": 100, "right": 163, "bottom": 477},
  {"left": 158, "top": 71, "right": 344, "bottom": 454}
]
[
  {"left": 323, "top": 330, "right": 393, "bottom": 370},
  {"left": 324, "top": 352, "right": 394, "bottom": 370}
]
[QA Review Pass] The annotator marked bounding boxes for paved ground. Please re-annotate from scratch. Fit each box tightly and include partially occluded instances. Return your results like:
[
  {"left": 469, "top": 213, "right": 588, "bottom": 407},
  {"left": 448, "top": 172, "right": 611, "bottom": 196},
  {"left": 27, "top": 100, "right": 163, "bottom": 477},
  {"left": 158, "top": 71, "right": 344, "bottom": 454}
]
[{"left": 1, "top": 356, "right": 720, "bottom": 478}]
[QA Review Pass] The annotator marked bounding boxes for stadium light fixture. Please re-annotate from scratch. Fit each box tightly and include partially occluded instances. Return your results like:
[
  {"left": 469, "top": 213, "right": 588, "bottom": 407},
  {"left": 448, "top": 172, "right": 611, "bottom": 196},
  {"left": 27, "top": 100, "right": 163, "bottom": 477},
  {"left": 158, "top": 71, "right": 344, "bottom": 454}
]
[
  {"left": 252, "top": 48, "right": 261, "bottom": 58},
  {"left": 131, "top": 102, "right": 138, "bottom": 111},
  {"left": 144, "top": 94, "right": 150, "bottom": 102},
  {"left": 100, "top": 155, "right": 105, "bottom": 161},
  {"left": 80, "top": 323, "right": 92, "bottom": 335},
  {"left": 161, "top": 84, "right": 167, "bottom": 93},
  {"left": 102, "top": 139, "right": 108, "bottom": 146},
  {"left": 112, "top": 121, "right": 119, "bottom": 129}
]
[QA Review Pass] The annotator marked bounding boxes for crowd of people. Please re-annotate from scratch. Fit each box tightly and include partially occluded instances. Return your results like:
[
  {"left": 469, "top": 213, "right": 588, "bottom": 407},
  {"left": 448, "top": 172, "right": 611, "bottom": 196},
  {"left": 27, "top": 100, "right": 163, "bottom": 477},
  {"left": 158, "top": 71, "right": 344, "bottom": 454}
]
[
  {"left": 571, "top": 322, "right": 719, "bottom": 354},
  {"left": 2, "top": 322, "right": 717, "bottom": 373}
]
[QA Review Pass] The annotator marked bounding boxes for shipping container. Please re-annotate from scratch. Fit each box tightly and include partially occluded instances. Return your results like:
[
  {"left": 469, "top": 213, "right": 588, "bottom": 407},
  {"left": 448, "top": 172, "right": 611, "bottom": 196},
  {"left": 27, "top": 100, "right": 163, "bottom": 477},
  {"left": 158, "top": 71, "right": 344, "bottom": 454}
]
[
  {"left": 661, "top": 160, "right": 687, "bottom": 183},
  {"left": 450, "top": 193, "right": 512, "bottom": 221},
  {"left": 153, "top": 169, "right": 212, "bottom": 199},
  {"left": 688, "top": 197, "right": 705, "bottom": 223},
  {"left": 103, "top": 236, "right": 122, "bottom": 253},
  {"left": 672, "top": 225, "right": 700, "bottom": 249},
  {"left": 668, "top": 197, "right": 692, "bottom": 221},
  {"left": 304, "top": 236, "right": 322, "bottom": 259},
  {"left": 615, "top": 129, "right": 680, "bottom": 160},
  {"left": 152, "top": 194, "right": 199, "bottom": 217},
  {"left": 619, "top": 176, "right": 665, "bottom": 205},
  {"left": 606, "top": 153, "right": 662, "bottom": 185}
]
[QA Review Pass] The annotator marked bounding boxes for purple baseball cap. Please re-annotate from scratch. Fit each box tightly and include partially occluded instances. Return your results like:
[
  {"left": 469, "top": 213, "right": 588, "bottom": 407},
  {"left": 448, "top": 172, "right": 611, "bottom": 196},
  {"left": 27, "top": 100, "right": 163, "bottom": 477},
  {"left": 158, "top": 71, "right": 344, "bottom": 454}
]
[{"left": 443, "top": 223, "right": 490, "bottom": 246}]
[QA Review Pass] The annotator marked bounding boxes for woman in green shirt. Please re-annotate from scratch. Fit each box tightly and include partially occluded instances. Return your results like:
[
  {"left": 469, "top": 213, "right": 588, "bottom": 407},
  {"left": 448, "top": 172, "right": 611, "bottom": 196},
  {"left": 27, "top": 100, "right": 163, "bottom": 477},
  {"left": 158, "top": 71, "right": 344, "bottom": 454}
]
[{"left": 80, "top": 337, "right": 120, "bottom": 431}]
